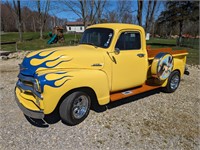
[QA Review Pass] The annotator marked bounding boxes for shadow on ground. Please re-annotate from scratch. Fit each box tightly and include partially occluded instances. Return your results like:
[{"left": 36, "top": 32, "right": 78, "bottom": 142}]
[
  {"left": 25, "top": 88, "right": 161, "bottom": 127},
  {"left": 24, "top": 106, "right": 61, "bottom": 128},
  {"left": 107, "top": 88, "right": 160, "bottom": 109}
]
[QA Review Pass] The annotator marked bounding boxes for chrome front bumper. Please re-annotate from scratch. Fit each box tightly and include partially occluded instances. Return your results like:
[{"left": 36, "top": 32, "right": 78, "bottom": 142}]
[
  {"left": 15, "top": 93, "right": 44, "bottom": 119},
  {"left": 15, "top": 73, "right": 44, "bottom": 119}
]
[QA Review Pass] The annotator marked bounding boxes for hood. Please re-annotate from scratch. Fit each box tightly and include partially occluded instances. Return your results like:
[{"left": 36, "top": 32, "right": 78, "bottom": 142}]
[{"left": 20, "top": 45, "right": 105, "bottom": 76}]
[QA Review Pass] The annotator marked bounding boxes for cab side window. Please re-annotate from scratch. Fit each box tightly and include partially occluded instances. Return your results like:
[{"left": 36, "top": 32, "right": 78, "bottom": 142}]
[{"left": 115, "top": 32, "right": 141, "bottom": 50}]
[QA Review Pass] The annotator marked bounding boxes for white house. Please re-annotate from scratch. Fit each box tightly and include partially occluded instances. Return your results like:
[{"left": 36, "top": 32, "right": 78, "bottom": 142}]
[{"left": 66, "top": 22, "right": 90, "bottom": 33}]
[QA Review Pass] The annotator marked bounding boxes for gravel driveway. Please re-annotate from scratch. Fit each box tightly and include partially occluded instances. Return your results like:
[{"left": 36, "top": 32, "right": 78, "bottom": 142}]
[{"left": 0, "top": 58, "right": 199, "bottom": 150}]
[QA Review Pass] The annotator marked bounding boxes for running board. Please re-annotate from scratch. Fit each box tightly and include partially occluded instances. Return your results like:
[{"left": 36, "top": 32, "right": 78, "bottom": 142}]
[{"left": 110, "top": 84, "right": 161, "bottom": 102}]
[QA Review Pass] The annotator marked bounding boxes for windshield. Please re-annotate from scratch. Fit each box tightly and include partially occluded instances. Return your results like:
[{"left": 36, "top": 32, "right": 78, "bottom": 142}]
[{"left": 80, "top": 28, "right": 113, "bottom": 48}]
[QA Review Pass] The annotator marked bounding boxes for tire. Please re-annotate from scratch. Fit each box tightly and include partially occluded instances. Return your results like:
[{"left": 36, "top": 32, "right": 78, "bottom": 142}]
[
  {"left": 162, "top": 70, "right": 180, "bottom": 93},
  {"left": 59, "top": 91, "right": 91, "bottom": 125}
]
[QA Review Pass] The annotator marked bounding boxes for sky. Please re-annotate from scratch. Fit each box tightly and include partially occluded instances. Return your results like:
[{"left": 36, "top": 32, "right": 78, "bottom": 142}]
[{"left": 2, "top": 0, "right": 164, "bottom": 23}]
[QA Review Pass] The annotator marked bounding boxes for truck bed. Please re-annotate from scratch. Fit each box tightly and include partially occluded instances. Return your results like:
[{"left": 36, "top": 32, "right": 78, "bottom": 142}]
[{"left": 147, "top": 46, "right": 188, "bottom": 60}]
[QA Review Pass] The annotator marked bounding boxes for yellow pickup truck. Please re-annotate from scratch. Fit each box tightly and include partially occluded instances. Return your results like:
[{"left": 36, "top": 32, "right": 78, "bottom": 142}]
[{"left": 15, "top": 23, "right": 189, "bottom": 125}]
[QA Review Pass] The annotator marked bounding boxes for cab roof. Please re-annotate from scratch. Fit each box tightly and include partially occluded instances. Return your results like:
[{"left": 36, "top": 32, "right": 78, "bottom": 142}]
[{"left": 87, "top": 23, "right": 144, "bottom": 32}]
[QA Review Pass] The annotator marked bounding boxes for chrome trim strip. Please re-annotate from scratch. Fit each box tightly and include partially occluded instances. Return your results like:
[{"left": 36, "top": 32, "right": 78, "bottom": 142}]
[
  {"left": 18, "top": 73, "right": 35, "bottom": 82},
  {"left": 91, "top": 63, "right": 103, "bottom": 67}
]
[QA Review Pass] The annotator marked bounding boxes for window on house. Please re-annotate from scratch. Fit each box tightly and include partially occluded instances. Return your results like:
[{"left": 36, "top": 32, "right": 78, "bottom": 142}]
[
  {"left": 69, "top": 27, "right": 71, "bottom": 30},
  {"left": 80, "top": 27, "right": 82, "bottom": 30}
]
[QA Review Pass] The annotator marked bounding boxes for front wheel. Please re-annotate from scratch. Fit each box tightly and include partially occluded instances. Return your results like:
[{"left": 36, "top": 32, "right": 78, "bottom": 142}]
[
  {"left": 162, "top": 70, "right": 180, "bottom": 93},
  {"left": 59, "top": 91, "right": 91, "bottom": 125}
]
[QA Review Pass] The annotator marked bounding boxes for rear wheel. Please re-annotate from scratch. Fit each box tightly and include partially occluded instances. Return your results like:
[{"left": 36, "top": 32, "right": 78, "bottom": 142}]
[
  {"left": 59, "top": 91, "right": 91, "bottom": 125},
  {"left": 163, "top": 70, "right": 180, "bottom": 93}
]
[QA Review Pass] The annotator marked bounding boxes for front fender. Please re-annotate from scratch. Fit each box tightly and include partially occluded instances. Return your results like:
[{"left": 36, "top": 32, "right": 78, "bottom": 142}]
[{"left": 41, "top": 69, "right": 110, "bottom": 114}]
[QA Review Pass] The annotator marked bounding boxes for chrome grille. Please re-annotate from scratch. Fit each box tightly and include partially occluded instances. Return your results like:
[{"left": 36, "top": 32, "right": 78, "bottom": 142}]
[{"left": 17, "top": 74, "right": 43, "bottom": 99}]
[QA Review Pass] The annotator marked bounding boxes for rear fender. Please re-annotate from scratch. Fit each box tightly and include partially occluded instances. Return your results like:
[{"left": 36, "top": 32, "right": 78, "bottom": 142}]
[{"left": 161, "top": 56, "right": 186, "bottom": 87}]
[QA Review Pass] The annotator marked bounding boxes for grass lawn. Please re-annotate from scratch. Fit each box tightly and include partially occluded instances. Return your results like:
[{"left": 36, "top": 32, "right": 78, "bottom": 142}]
[
  {"left": 147, "top": 38, "right": 199, "bottom": 65},
  {"left": 1, "top": 32, "right": 82, "bottom": 51},
  {"left": 0, "top": 33, "right": 199, "bottom": 65},
  {"left": 1, "top": 32, "right": 40, "bottom": 42}
]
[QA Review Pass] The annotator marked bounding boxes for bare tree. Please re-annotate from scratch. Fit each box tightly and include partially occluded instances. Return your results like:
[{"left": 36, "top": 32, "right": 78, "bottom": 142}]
[
  {"left": 95, "top": 0, "right": 106, "bottom": 23},
  {"left": 145, "top": 0, "right": 151, "bottom": 31},
  {"left": 1, "top": 2, "right": 17, "bottom": 32},
  {"left": 32, "top": 16, "right": 37, "bottom": 32},
  {"left": 87, "top": 0, "right": 107, "bottom": 24},
  {"left": 13, "top": 0, "right": 23, "bottom": 42},
  {"left": 37, "top": 0, "right": 50, "bottom": 39},
  {"left": 80, "top": 0, "right": 87, "bottom": 28},
  {"left": 61, "top": 0, "right": 107, "bottom": 27},
  {"left": 61, "top": 0, "right": 87, "bottom": 28},
  {"left": 1, "top": 1, "right": 66, "bottom": 33},
  {"left": 117, "top": 1, "right": 133, "bottom": 23},
  {"left": 137, "top": 0, "right": 143, "bottom": 26},
  {"left": 104, "top": 1, "right": 134, "bottom": 23},
  {"left": 21, "top": 7, "right": 34, "bottom": 32},
  {"left": 88, "top": 0, "right": 95, "bottom": 24},
  {"left": 104, "top": 10, "right": 118, "bottom": 23},
  {"left": 145, "top": 0, "right": 157, "bottom": 33}
]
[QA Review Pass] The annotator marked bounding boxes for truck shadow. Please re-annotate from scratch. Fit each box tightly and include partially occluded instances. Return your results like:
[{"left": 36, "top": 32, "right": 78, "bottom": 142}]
[
  {"left": 24, "top": 106, "right": 61, "bottom": 128},
  {"left": 25, "top": 88, "right": 161, "bottom": 127},
  {"left": 92, "top": 88, "right": 161, "bottom": 112},
  {"left": 24, "top": 115, "right": 50, "bottom": 128}
]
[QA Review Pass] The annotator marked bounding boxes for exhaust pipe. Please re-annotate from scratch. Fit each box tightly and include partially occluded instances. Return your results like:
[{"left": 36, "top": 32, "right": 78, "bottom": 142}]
[{"left": 184, "top": 66, "right": 190, "bottom": 75}]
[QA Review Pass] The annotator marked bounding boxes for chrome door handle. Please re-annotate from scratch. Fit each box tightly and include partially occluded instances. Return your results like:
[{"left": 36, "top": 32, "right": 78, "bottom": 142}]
[{"left": 137, "top": 53, "right": 145, "bottom": 57}]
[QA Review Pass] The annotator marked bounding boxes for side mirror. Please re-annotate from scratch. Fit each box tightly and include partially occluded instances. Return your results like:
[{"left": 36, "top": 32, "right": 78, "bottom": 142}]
[{"left": 114, "top": 48, "right": 120, "bottom": 55}]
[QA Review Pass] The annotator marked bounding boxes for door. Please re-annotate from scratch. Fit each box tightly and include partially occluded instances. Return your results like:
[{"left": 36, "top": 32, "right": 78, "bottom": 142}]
[{"left": 111, "top": 31, "right": 148, "bottom": 92}]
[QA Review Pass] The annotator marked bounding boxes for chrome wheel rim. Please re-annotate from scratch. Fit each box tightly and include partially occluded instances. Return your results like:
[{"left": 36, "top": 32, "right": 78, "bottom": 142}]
[
  {"left": 170, "top": 74, "right": 180, "bottom": 90},
  {"left": 72, "top": 95, "right": 89, "bottom": 119}
]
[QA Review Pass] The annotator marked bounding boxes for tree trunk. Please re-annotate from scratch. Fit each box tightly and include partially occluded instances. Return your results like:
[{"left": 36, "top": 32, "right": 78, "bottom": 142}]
[
  {"left": 145, "top": 0, "right": 157, "bottom": 33},
  {"left": 80, "top": 0, "right": 87, "bottom": 29},
  {"left": 97, "top": 2, "right": 101, "bottom": 23},
  {"left": 40, "top": 25, "right": 43, "bottom": 39},
  {"left": 145, "top": 0, "right": 151, "bottom": 32},
  {"left": 37, "top": 0, "right": 42, "bottom": 39},
  {"left": 137, "top": 0, "right": 143, "bottom": 26},
  {"left": 17, "top": 1, "right": 23, "bottom": 42},
  {"left": 37, "top": 0, "right": 50, "bottom": 39},
  {"left": 177, "top": 20, "right": 183, "bottom": 46},
  {"left": 151, "top": 21, "right": 155, "bottom": 37},
  {"left": 1, "top": 17, "right": 5, "bottom": 31},
  {"left": 53, "top": 16, "right": 56, "bottom": 27},
  {"left": 23, "top": 22, "right": 26, "bottom": 32},
  {"left": 39, "top": 29, "right": 43, "bottom": 39},
  {"left": 32, "top": 17, "right": 36, "bottom": 32},
  {"left": 89, "top": 0, "right": 95, "bottom": 24},
  {"left": 148, "top": 0, "right": 157, "bottom": 33}
]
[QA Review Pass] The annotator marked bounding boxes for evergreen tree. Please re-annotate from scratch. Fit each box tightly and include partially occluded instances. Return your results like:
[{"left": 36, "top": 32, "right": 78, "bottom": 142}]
[{"left": 157, "top": 1, "right": 199, "bottom": 45}]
